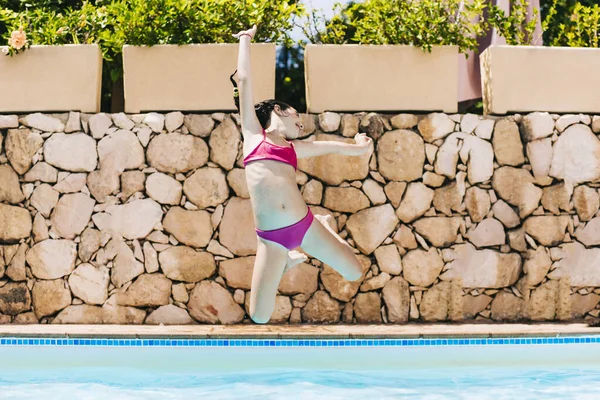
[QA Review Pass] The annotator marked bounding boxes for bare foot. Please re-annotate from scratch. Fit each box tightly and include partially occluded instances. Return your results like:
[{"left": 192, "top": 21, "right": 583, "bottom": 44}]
[{"left": 284, "top": 250, "right": 308, "bottom": 274}]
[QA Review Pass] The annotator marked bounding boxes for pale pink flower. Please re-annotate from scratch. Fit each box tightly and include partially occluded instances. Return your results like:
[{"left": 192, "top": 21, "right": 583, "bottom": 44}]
[
  {"left": 1, "top": 47, "right": 9, "bottom": 55},
  {"left": 9, "top": 28, "right": 27, "bottom": 50}
]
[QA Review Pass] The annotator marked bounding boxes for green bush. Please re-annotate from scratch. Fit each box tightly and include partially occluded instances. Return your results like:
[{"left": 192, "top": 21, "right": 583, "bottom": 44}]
[
  {"left": 487, "top": 0, "right": 541, "bottom": 45},
  {"left": 302, "top": 0, "right": 489, "bottom": 54},
  {"left": 550, "top": 2, "right": 599, "bottom": 48}
]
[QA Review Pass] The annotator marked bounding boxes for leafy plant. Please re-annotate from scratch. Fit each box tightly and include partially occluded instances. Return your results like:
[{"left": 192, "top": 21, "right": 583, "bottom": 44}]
[
  {"left": 487, "top": 0, "right": 541, "bottom": 45},
  {"left": 550, "top": 2, "right": 599, "bottom": 48},
  {"left": 301, "top": 0, "right": 489, "bottom": 54}
]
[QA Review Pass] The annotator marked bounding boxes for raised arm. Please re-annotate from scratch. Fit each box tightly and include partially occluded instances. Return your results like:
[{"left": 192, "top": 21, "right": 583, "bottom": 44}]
[
  {"left": 233, "top": 25, "right": 262, "bottom": 136},
  {"left": 292, "top": 133, "right": 373, "bottom": 159}
]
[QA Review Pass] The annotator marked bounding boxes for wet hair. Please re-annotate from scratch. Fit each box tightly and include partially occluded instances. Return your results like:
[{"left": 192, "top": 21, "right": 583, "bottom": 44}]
[{"left": 230, "top": 70, "right": 293, "bottom": 129}]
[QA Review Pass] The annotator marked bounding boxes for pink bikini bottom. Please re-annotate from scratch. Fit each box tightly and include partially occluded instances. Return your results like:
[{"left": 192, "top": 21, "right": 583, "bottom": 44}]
[{"left": 255, "top": 209, "right": 314, "bottom": 250}]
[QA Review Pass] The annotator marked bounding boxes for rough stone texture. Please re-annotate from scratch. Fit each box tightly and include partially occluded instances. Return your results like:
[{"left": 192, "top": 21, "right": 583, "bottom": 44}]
[
  {"left": 374, "top": 245, "right": 402, "bottom": 275},
  {"left": 30, "top": 184, "right": 59, "bottom": 218},
  {"left": 467, "top": 218, "right": 506, "bottom": 248},
  {"left": 571, "top": 293, "right": 600, "bottom": 318},
  {"left": 396, "top": 183, "right": 434, "bottom": 223},
  {"left": 492, "top": 119, "right": 525, "bottom": 166},
  {"left": 302, "top": 179, "right": 323, "bottom": 205},
  {"left": 523, "top": 216, "right": 570, "bottom": 246},
  {"left": 321, "top": 255, "right": 370, "bottom": 302},
  {"left": 279, "top": 263, "right": 319, "bottom": 295},
  {"left": 183, "top": 167, "right": 229, "bottom": 208},
  {"left": 340, "top": 114, "right": 359, "bottom": 137},
  {"left": 362, "top": 179, "right": 387, "bottom": 205},
  {"left": 0, "top": 283, "right": 31, "bottom": 315},
  {"left": 521, "top": 112, "right": 554, "bottom": 142},
  {"left": 146, "top": 173, "right": 182, "bottom": 205},
  {"left": 188, "top": 281, "right": 244, "bottom": 324},
  {"left": 121, "top": 171, "right": 146, "bottom": 200},
  {"left": 417, "top": 113, "right": 455, "bottom": 143},
  {"left": 219, "top": 197, "right": 256, "bottom": 256},
  {"left": 433, "top": 172, "right": 466, "bottom": 216},
  {"left": 158, "top": 247, "right": 216, "bottom": 283},
  {"left": 0, "top": 204, "right": 32, "bottom": 243},
  {"left": 51, "top": 193, "right": 95, "bottom": 239},
  {"left": 209, "top": 118, "right": 240, "bottom": 170},
  {"left": 441, "top": 243, "right": 521, "bottom": 288},
  {"left": 354, "top": 292, "right": 382, "bottom": 323},
  {"left": 147, "top": 133, "right": 209, "bottom": 174},
  {"left": 97, "top": 130, "right": 145, "bottom": 172},
  {"left": 23, "top": 162, "right": 58, "bottom": 184},
  {"left": 391, "top": 114, "right": 419, "bottom": 130},
  {"left": 319, "top": 112, "right": 341, "bottom": 132},
  {"left": 184, "top": 114, "right": 214, "bottom": 137},
  {"left": 68, "top": 263, "right": 110, "bottom": 305},
  {"left": 26, "top": 240, "right": 77, "bottom": 279},
  {"left": 492, "top": 167, "right": 542, "bottom": 218},
  {"left": 377, "top": 130, "right": 425, "bottom": 182},
  {"left": 403, "top": 248, "right": 444, "bottom": 287},
  {"left": 550, "top": 124, "right": 600, "bottom": 186},
  {"left": 19, "top": 113, "right": 64, "bottom": 132},
  {"left": 575, "top": 217, "right": 600, "bottom": 246},
  {"left": 420, "top": 281, "right": 462, "bottom": 321},
  {"left": 492, "top": 200, "right": 520, "bottom": 229},
  {"left": 527, "top": 138, "right": 553, "bottom": 180},
  {"left": 6, "top": 128, "right": 44, "bottom": 174},
  {"left": 323, "top": 187, "right": 370, "bottom": 213},
  {"left": 302, "top": 291, "right": 341, "bottom": 324},
  {"left": 346, "top": 204, "right": 399, "bottom": 255},
  {"left": 491, "top": 291, "right": 525, "bottom": 321},
  {"left": 298, "top": 134, "right": 370, "bottom": 185},
  {"left": 163, "top": 208, "right": 212, "bottom": 248},
  {"left": 43, "top": 133, "right": 97, "bottom": 172},
  {"left": 541, "top": 183, "right": 571, "bottom": 215},
  {"left": 523, "top": 247, "right": 551, "bottom": 287},
  {"left": 384, "top": 181, "right": 407, "bottom": 208},
  {"left": 227, "top": 169, "right": 249, "bottom": 199},
  {"left": 146, "top": 304, "right": 194, "bottom": 325},
  {"left": 0, "top": 164, "right": 25, "bottom": 204},
  {"left": 52, "top": 305, "right": 104, "bottom": 324},
  {"left": 117, "top": 274, "right": 172, "bottom": 307},
  {"left": 32, "top": 279, "right": 71, "bottom": 318},
  {"left": 78, "top": 228, "right": 103, "bottom": 263},
  {"left": 573, "top": 185, "right": 600, "bottom": 222},
  {"left": 218, "top": 256, "right": 254, "bottom": 290},
  {"left": 550, "top": 242, "right": 600, "bottom": 286},
  {"left": 412, "top": 217, "right": 462, "bottom": 248},
  {"left": 92, "top": 199, "right": 163, "bottom": 240},
  {"left": 86, "top": 169, "right": 119, "bottom": 203},
  {"left": 100, "top": 239, "right": 145, "bottom": 288},
  {"left": 463, "top": 295, "right": 493, "bottom": 319},
  {"left": 382, "top": 277, "right": 410, "bottom": 323},
  {"left": 465, "top": 187, "right": 491, "bottom": 223},
  {"left": 5, "top": 243, "right": 27, "bottom": 282}
]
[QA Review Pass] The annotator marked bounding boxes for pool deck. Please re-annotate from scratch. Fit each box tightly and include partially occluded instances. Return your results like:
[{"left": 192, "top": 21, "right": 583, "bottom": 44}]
[{"left": 1, "top": 323, "right": 600, "bottom": 339}]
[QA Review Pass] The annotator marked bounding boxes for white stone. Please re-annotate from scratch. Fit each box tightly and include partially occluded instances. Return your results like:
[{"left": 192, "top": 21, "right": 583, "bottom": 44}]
[
  {"left": 146, "top": 304, "right": 193, "bottom": 325},
  {"left": 92, "top": 199, "right": 163, "bottom": 240},
  {"left": 43, "top": 133, "right": 98, "bottom": 172},
  {"left": 395, "top": 182, "right": 434, "bottom": 223},
  {"left": 145, "top": 172, "right": 182, "bottom": 205},
  {"left": 575, "top": 217, "right": 600, "bottom": 246},
  {"left": 0, "top": 115, "right": 18, "bottom": 129},
  {"left": 550, "top": 124, "right": 600, "bottom": 186},
  {"left": 53, "top": 173, "right": 87, "bottom": 194},
  {"left": 460, "top": 114, "right": 479, "bottom": 134},
  {"left": 50, "top": 193, "right": 95, "bottom": 239},
  {"left": 475, "top": 119, "right": 495, "bottom": 140},
  {"left": 68, "top": 263, "right": 110, "bottom": 305},
  {"left": 417, "top": 113, "right": 455, "bottom": 143},
  {"left": 549, "top": 242, "right": 600, "bottom": 286},
  {"left": 26, "top": 239, "right": 77, "bottom": 279},
  {"left": 346, "top": 204, "right": 399, "bottom": 255},
  {"left": 556, "top": 114, "right": 581, "bottom": 132},
  {"left": 492, "top": 200, "right": 520, "bottom": 228},
  {"left": 89, "top": 113, "right": 113, "bottom": 138},
  {"left": 136, "top": 126, "right": 152, "bottom": 147},
  {"left": 467, "top": 218, "right": 506, "bottom": 248},
  {"left": 318, "top": 112, "right": 341, "bottom": 132},
  {"left": 143, "top": 112, "right": 165, "bottom": 133},
  {"left": 165, "top": 112, "right": 184, "bottom": 132},
  {"left": 23, "top": 162, "right": 58, "bottom": 183},
  {"left": 143, "top": 242, "right": 159, "bottom": 273},
  {"left": 97, "top": 129, "right": 145, "bottom": 173},
  {"left": 19, "top": 113, "right": 64, "bottom": 132},
  {"left": 362, "top": 179, "right": 386, "bottom": 205},
  {"left": 374, "top": 245, "right": 402, "bottom": 275},
  {"left": 521, "top": 112, "right": 554, "bottom": 141},
  {"left": 527, "top": 138, "right": 553, "bottom": 180},
  {"left": 30, "top": 184, "right": 59, "bottom": 218}
]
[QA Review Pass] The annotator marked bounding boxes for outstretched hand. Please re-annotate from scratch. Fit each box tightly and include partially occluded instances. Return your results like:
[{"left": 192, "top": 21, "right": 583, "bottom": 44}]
[{"left": 233, "top": 25, "right": 257, "bottom": 40}]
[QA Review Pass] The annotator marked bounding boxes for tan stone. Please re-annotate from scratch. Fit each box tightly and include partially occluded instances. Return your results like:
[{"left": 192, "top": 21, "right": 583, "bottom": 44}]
[
  {"left": 5, "top": 243, "right": 27, "bottom": 282},
  {"left": 571, "top": 294, "right": 600, "bottom": 318},
  {"left": 413, "top": 217, "right": 461, "bottom": 248},
  {"left": 434, "top": 133, "right": 462, "bottom": 179},
  {"left": 528, "top": 279, "right": 559, "bottom": 321},
  {"left": 550, "top": 124, "right": 600, "bottom": 186},
  {"left": 0, "top": 164, "right": 25, "bottom": 204},
  {"left": 360, "top": 272, "right": 391, "bottom": 291},
  {"left": 541, "top": 183, "right": 571, "bottom": 215},
  {"left": 13, "top": 312, "right": 38, "bottom": 324},
  {"left": 184, "top": 114, "right": 214, "bottom": 137},
  {"left": 209, "top": 118, "right": 241, "bottom": 170},
  {"left": 362, "top": 179, "right": 386, "bottom": 205},
  {"left": 53, "top": 173, "right": 87, "bottom": 194},
  {"left": 188, "top": 281, "right": 245, "bottom": 324},
  {"left": 163, "top": 207, "right": 213, "bottom": 248},
  {"left": 117, "top": 273, "right": 172, "bottom": 307},
  {"left": 68, "top": 263, "right": 110, "bottom": 305},
  {"left": 218, "top": 256, "right": 254, "bottom": 290},
  {"left": 440, "top": 243, "right": 521, "bottom": 288},
  {"left": 491, "top": 291, "right": 525, "bottom": 321},
  {"left": 299, "top": 114, "right": 317, "bottom": 136},
  {"left": 120, "top": 171, "right": 146, "bottom": 200},
  {"left": 97, "top": 129, "right": 145, "bottom": 172},
  {"left": 465, "top": 187, "right": 491, "bottom": 223},
  {"left": 508, "top": 227, "right": 527, "bottom": 252},
  {"left": 6, "top": 128, "right": 44, "bottom": 174},
  {"left": 575, "top": 217, "right": 600, "bottom": 246},
  {"left": 302, "top": 179, "right": 323, "bottom": 205},
  {"left": 301, "top": 291, "right": 341, "bottom": 323},
  {"left": 319, "top": 112, "right": 341, "bottom": 132},
  {"left": 20, "top": 113, "right": 64, "bottom": 132},
  {"left": 523, "top": 216, "right": 570, "bottom": 246},
  {"left": 143, "top": 242, "right": 159, "bottom": 274},
  {"left": 145, "top": 172, "right": 182, "bottom": 205},
  {"left": 298, "top": 134, "right": 370, "bottom": 185},
  {"left": 403, "top": 248, "right": 444, "bottom": 286},
  {"left": 521, "top": 112, "right": 554, "bottom": 142},
  {"left": 219, "top": 197, "right": 256, "bottom": 256},
  {"left": 158, "top": 246, "right": 216, "bottom": 283},
  {"left": 323, "top": 187, "right": 370, "bottom": 213},
  {"left": 32, "top": 279, "right": 71, "bottom": 318},
  {"left": 391, "top": 114, "right": 419, "bottom": 129},
  {"left": 27, "top": 240, "right": 77, "bottom": 279},
  {"left": 101, "top": 300, "right": 146, "bottom": 324},
  {"left": 360, "top": 113, "right": 385, "bottom": 140},
  {"left": 420, "top": 281, "right": 460, "bottom": 321},
  {"left": 492, "top": 166, "right": 542, "bottom": 218},
  {"left": 30, "top": 184, "right": 59, "bottom": 218},
  {"left": 78, "top": 228, "right": 102, "bottom": 263},
  {"left": 573, "top": 185, "right": 599, "bottom": 222},
  {"left": 87, "top": 169, "right": 119, "bottom": 203},
  {"left": 492, "top": 200, "right": 521, "bottom": 228},
  {"left": 527, "top": 138, "right": 553, "bottom": 180},
  {"left": 374, "top": 245, "right": 402, "bottom": 275},
  {"left": 92, "top": 199, "right": 163, "bottom": 240},
  {"left": 340, "top": 114, "right": 359, "bottom": 137},
  {"left": 463, "top": 295, "right": 493, "bottom": 319},
  {"left": 382, "top": 277, "right": 409, "bottom": 323},
  {"left": 146, "top": 304, "right": 194, "bottom": 325},
  {"left": 43, "top": 133, "right": 98, "bottom": 172},
  {"left": 227, "top": 168, "right": 249, "bottom": 198},
  {"left": 377, "top": 130, "right": 425, "bottom": 182},
  {"left": 393, "top": 225, "right": 417, "bottom": 249},
  {"left": 183, "top": 167, "right": 229, "bottom": 208},
  {"left": 467, "top": 218, "right": 506, "bottom": 248},
  {"left": 354, "top": 292, "right": 382, "bottom": 323},
  {"left": 0, "top": 283, "right": 31, "bottom": 315},
  {"left": 492, "top": 119, "right": 525, "bottom": 166},
  {"left": 423, "top": 171, "right": 446, "bottom": 188},
  {"left": 147, "top": 133, "right": 209, "bottom": 174},
  {"left": 321, "top": 255, "right": 370, "bottom": 302},
  {"left": 50, "top": 193, "right": 95, "bottom": 239},
  {"left": 384, "top": 181, "right": 407, "bottom": 208},
  {"left": 396, "top": 182, "right": 434, "bottom": 223},
  {"left": 417, "top": 113, "right": 455, "bottom": 143},
  {"left": 346, "top": 204, "right": 399, "bottom": 254},
  {"left": 523, "top": 247, "right": 551, "bottom": 287},
  {"left": 52, "top": 305, "right": 104, "bottom": 324},
  {"left": 97, "top": 239, "right": 144, "bottom": 288},
  {"left": 461, "top": 135, "right": 495, "bottom": 184},
  {"left": 267, "top": 296, "right": 292, "bottom": 324},
  {"left": 433, "top": 172, "right": 466, "bottom": 216},
  {"left": 172, "top": 284, "right": 189, "bottom": 303},
  {"left": 279, "top": 263, "right": 319, "bottom": 295}
]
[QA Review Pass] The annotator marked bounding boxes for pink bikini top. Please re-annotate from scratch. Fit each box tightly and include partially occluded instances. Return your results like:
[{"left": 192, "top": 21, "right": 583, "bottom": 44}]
[{"left": 243, "top": 130, "right": 297, "bottom": 170}]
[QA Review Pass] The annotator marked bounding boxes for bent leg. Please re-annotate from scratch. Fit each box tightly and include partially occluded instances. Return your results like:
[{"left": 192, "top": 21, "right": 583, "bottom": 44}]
[
  {"left": 249, "top": 237, "right": 289, "bottom": 324},
  {"left": 300, "top": 216, "right": 363, "bottom": 281}
]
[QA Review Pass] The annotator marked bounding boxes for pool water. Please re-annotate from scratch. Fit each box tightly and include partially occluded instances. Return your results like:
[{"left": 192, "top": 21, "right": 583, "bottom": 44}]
[{"left": 1, "top": 338, "right": 600, "bottom": 399}]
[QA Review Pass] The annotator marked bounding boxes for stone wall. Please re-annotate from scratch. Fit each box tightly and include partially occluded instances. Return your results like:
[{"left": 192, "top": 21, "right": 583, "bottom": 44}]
[{"left": 1, "top": 111, "right": 600, "bottom": 325}]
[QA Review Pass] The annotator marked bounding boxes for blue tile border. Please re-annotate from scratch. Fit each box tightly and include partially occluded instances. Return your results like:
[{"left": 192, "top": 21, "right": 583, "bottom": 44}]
[{"left": 0, "top": 336, "right": 599, "bottom": 347}]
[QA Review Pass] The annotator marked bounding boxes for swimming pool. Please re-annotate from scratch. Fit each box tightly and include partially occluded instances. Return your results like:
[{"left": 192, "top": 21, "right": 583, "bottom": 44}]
[{"left": 2, "top": 336, "right": 600, "bottom": 399}]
